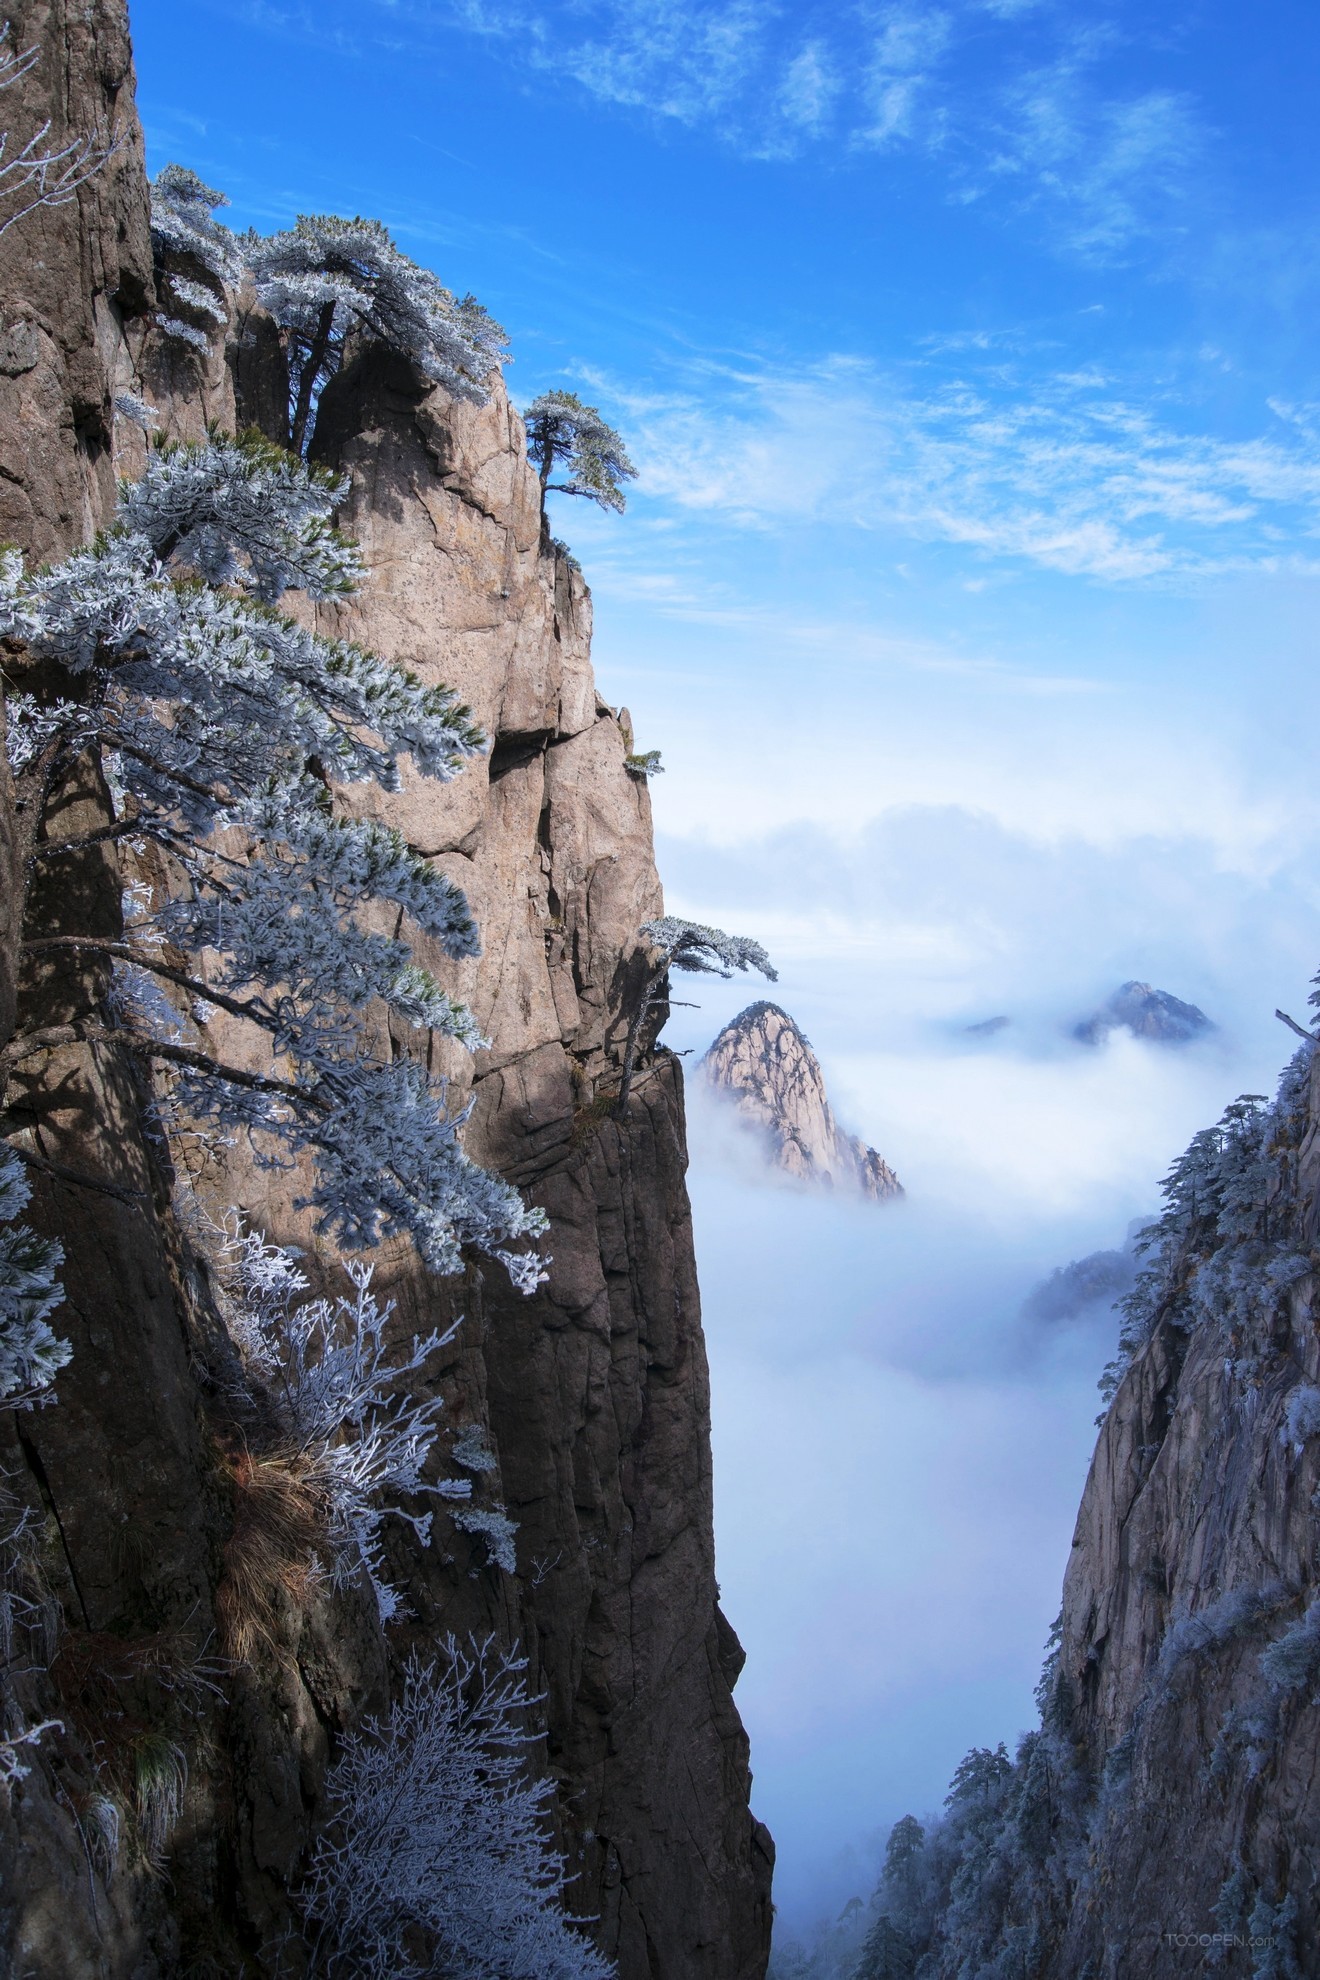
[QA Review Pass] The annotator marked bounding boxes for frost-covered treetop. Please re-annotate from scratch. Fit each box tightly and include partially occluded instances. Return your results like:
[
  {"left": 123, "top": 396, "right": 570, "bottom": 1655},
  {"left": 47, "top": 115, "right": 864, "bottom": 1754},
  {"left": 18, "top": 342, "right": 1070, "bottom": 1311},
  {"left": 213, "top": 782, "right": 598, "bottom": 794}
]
[
  {"left": 146, "top": 166, "right": 511, "bottom": 454},
  {"left": 150, "top": 163, "right": 242, "bottom": 284},
  {"left": 1098, "top": 1051, "right": 1312, "bottom": 1404},
  {"left": 640, "top": 917, "right": 778, "bottom": 982},
  {"left": 2, "top": 435, "right": 546, "bottom": 1285},
  {"left": 119, "top": 430, "right": 363, "bottom": 601},
  {"left": 248, "top": 213, "right": 509, "bottom": 454},
  {"left": 524, "top": 391, "right": 636, "bottom": 515},
  {"left": 150, "top": 165, "right": 243, "bottom": 353}
]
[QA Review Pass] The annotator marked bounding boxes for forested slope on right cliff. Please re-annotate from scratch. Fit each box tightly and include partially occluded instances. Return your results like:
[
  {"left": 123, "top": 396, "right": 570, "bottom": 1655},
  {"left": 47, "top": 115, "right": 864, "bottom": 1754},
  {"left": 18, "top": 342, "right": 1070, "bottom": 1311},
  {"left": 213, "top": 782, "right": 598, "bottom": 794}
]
[{"left": 824, "top": 1036, "right": 1320, "bottom": 1980}]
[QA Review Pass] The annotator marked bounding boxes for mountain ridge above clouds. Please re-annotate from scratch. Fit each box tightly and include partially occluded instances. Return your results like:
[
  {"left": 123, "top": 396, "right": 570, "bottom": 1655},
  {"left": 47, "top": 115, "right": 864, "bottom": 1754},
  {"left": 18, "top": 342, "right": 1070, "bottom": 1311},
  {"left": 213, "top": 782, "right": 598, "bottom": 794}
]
[
  {"left": 702, "top": 1002, "right": 903, "bottom": 1202},
  {"left": 1073, "top": 979, "right": 1213, "bottom": 1046}
]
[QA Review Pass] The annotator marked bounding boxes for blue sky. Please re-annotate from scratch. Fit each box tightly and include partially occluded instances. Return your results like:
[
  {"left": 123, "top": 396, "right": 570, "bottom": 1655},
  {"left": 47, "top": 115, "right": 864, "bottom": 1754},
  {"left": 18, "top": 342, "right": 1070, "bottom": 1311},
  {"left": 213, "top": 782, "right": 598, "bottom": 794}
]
[{"left": 133, "top": 0, "right": 1320, "bottom": 1943}]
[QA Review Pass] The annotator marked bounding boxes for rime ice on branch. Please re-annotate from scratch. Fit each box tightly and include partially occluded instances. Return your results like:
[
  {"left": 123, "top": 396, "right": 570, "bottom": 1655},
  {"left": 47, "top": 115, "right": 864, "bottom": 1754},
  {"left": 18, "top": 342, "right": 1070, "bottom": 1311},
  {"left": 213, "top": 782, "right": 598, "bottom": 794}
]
[
  {"left": 0, "top": 21, "right": 120, "bottom": 239},
  {"left": 302, "top": 1637, "right": 616, "bottom": 1980},
  {"left": 1, "top": 432, "right": 547, "bottom": 1289},
  {"left": 0, "top": 1150, "right": 68, "bottom": 1408}
]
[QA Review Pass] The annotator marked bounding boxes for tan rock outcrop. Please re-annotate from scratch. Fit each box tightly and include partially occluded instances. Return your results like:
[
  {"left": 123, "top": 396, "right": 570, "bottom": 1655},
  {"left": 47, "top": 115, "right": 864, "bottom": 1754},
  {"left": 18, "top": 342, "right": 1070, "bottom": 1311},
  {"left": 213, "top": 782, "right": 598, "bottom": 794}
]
[
  {"left": 702, "top": 1002, "right": 902, "bottom": 1201},
  {"left": 0, "top": 6, "right": 773, "bottom": 1973}
]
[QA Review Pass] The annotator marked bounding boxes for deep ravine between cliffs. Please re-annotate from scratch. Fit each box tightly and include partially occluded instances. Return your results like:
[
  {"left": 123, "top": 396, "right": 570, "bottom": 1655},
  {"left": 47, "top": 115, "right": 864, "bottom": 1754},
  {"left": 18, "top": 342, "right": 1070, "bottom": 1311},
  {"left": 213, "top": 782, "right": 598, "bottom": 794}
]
[{"left": 5, "top": 6, "right": 1320, "bottom": 1980}]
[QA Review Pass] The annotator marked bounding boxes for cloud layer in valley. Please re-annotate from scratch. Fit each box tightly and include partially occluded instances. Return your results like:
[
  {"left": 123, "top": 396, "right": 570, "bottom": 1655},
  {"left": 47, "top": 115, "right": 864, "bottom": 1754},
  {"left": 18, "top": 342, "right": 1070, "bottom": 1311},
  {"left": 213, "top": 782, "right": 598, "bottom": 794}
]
[{"left": 660, "top": 810, "right": 1311, "bottom": 1929}]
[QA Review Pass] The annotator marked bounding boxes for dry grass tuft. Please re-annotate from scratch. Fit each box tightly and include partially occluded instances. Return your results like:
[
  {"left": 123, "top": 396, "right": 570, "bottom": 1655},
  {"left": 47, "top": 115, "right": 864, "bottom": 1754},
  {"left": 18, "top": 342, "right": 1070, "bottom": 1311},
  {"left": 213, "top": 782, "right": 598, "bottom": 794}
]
[
  {"left": 215, "top": 1444, "right": 326, "bottom": 1663},
  {"left": 51, "top": 1628, "right": 219, "bottom": 1869},
  {"left": 133, "top": 1729, "right": 188, "bottom": 1866},
  {"left": 569, "top": 1090, "right": 618, "bottom": 1149}
]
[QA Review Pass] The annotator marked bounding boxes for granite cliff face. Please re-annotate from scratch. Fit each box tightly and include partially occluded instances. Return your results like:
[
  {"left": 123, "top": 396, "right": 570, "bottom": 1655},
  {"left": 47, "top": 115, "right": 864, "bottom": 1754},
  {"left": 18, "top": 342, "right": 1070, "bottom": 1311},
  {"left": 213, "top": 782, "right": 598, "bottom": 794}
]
[
  {"left": 703, "top": 1003, "right": 902, "bottom": 1202},
  {"left": 0, "top": 8, "right": 772, "bottom": 1971},
  {"left": 1036, "top": 1049, "right": 1320, "bottom": 1975},
  {"left": 844, "top": 1045, "right": 1320, "bottom": 1978}
]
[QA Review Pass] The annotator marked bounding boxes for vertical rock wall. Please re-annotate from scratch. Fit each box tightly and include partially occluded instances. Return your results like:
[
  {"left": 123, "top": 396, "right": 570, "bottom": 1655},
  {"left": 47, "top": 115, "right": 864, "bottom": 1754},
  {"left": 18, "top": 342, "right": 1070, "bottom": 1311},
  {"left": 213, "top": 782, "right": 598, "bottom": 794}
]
[
  {"left": 287, "top": 336, "right": 776, "bottom": 1979},
  {"left": 1037, "top": 1054, "right": 1320, "bottom": 1976},
  {"left": 0, "top": 5, "right": 773, "bottom": 1972},
  {"left": 0, "top": 7, "right": 235, "bottom": 1971}
]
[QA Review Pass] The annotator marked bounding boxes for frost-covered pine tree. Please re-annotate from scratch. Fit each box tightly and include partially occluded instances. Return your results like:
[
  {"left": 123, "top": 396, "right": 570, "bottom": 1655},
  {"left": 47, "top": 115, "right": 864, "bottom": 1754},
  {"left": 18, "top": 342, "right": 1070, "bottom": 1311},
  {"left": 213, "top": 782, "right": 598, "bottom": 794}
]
[
  {"left": 247, "top": 213, "right": 508, "bottom": 455},
  {"left": 524, "top": 392, "right": 636, "bottom": 518},
  {"left": 852, "top": 1913, "right": 915, "bottom": 1980},
  {"left": 1, "top": 430, "right": 546, "bottom": 1290},
  {"left": 616, "top": 916, "right": 776, "bottom": 1116},
  {"left": 302, "top": 1637, "right": 616, "bottom": 1979},
  {"left": 1099, "top": 1061, "right": 1311, "bottom": 1403},
  {"left": 149, "top": 163, "right": 242, "bottom": 351}
]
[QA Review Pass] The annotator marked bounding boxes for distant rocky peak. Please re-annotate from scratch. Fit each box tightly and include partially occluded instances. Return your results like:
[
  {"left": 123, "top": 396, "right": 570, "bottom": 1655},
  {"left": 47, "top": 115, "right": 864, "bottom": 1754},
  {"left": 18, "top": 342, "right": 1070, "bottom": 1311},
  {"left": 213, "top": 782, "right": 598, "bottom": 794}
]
[
  {"left": 701, "top": 1002, "right": 902, "bottom": 1201},
  {"left": 1075, "top": 980, "right": 1213, "bottom": 1046}
]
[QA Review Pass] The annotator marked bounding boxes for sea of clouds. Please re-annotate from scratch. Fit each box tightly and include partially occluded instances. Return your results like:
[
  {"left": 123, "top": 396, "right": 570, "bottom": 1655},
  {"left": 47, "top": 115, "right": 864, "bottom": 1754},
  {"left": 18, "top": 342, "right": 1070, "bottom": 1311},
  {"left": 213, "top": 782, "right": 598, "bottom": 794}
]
[{"left": 650, "top": 798, "right": 1317, "bottom": 1939}]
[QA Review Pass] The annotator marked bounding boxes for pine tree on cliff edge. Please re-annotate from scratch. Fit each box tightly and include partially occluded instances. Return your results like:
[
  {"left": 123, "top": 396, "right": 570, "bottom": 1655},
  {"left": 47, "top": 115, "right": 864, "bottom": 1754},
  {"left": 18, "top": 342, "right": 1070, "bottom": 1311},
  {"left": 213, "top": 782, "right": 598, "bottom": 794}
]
[
  {"left": 149, "top": 168, "right": 511, "bottom": 457},
  {"left": 616, "top": 916, "right": 777, "bottom": 1118},
  {"left": 525, "top": 391, "right": 636, "bottom": 520},
  {"left": 247, "top": 210, "right": 509, "bottom": 455}
]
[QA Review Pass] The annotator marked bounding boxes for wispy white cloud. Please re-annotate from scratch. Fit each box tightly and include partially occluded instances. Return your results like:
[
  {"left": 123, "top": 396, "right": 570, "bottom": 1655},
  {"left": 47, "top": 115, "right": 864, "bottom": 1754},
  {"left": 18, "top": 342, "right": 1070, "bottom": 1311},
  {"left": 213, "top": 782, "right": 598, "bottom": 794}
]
[
  {"left": 223, "top": 0, "right": 1210, "bottom": 259},
  {"left": 779, "top": 39, "right": 841, "bottom": 137},
  {"left": 544, "top": 0, "right": 773, "bottom": 125},
  {"left": 855, "top": 5, "right": 953, "bottom": 149},
  {"left": 973, "top": 34, "right": 1203, "bottom": 255},
  {"left": 593, "top": 353, "right": 1320, "bottom": 582}
]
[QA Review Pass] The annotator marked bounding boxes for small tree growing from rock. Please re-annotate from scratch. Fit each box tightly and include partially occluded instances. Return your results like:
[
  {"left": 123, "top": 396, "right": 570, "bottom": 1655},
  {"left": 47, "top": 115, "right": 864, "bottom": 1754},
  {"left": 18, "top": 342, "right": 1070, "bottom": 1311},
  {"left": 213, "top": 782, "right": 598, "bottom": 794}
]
[
  {"left": 615, "top": 917, "right": 776, "bottom": 1118},
  {"left": 524, "top": 392, "right": 636, "bottom": 519},
  {"left": 149, "top": 163, "right": 242, "bottom": 351}
]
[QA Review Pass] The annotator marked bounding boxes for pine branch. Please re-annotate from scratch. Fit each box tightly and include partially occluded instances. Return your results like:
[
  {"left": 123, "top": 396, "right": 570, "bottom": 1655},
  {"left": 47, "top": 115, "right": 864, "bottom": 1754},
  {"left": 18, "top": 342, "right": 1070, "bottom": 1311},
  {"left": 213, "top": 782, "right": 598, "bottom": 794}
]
[
  {"left": 28, "top": 818, "right": 157, "bottom": 861},
  {"left": 0, "top": 1135, "right": 146, "bottom": 1203},
  {"left": 21, "top": 937, "right": 278, "bottom": 1034}
]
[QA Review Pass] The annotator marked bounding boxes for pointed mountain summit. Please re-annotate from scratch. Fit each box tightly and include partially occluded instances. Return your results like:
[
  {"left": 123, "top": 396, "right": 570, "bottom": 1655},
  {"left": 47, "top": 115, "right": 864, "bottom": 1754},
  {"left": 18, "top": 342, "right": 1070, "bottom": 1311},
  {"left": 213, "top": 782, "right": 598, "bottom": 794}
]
[
  {"left": 1075, "top": 980, "right": 1213, "bottom": 1046},
  {"left": 702, "top": 1002, "right": 902, "bottom": 1201}
]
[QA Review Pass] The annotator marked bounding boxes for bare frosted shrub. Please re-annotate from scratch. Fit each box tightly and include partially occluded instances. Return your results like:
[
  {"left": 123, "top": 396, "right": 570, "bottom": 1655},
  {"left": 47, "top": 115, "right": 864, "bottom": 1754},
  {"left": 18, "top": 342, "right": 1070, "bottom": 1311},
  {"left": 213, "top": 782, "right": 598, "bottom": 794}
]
[
  {"left": 220, "top": 1223, "right": 455, "bottom": 1617},
  {"left": 0, "top": 1148, "right": 69, "bottom": 1408},
  {"left": 216, "top": 1219, "right": 519, "bottom": 1615},
  {"left": 302, "top": 1638, "right": 614, "bottom": 1979}
]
